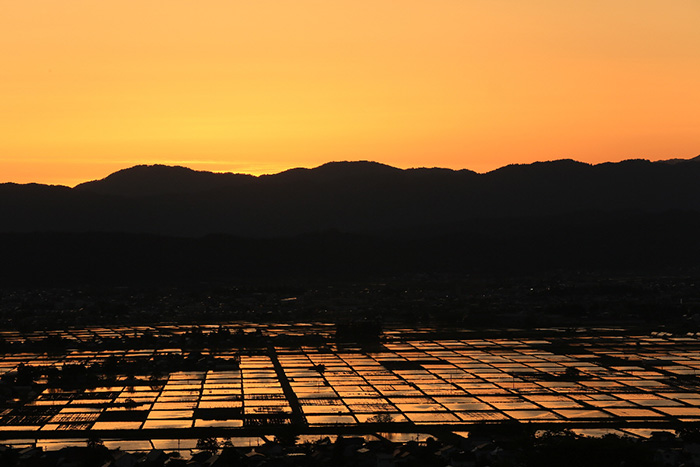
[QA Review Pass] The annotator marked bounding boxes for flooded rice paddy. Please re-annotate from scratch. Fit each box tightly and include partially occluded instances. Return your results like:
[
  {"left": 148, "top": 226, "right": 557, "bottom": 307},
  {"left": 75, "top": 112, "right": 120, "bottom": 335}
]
[{"left": 3, "top": 324, "right": 700, "bottom": 450}]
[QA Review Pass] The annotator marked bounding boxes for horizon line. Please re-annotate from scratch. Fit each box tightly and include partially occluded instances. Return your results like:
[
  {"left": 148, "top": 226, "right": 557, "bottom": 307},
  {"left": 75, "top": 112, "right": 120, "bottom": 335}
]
[{"left": 2, "top": 154, "right": 699, "bottom": 188}]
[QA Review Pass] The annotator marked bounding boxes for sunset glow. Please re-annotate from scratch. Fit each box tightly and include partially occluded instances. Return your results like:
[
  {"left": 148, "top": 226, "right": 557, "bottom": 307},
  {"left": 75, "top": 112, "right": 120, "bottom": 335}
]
[{"left": 2, "top": 0, "right": 699, "bottom": 186}]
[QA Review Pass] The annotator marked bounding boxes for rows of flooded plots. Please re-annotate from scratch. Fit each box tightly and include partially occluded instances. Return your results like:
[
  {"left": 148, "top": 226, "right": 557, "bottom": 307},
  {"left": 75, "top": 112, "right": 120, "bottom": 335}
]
[{"left": 4, "top": 325, "right": 700, "bottom": 451}]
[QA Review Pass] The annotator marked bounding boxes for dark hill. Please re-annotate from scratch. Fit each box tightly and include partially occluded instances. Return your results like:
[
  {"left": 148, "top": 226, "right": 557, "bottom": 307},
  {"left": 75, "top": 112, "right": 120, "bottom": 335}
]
[
  {"left": 272, "top": 160, "right": 403, "bottom": 182},
  {"left": 2, "top": 157, "right": 700, "bottom": 237},
  {"left": 74, "top": 164, "right": 255, "bottom": 197},
  {"left": 3, "top": 210, "right": 700, "bottom": 286}
]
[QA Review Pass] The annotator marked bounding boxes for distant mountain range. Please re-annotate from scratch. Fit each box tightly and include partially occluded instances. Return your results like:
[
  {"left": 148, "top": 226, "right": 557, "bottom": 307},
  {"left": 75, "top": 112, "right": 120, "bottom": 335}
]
[
  {"left": 1, "top": 157, "right": 700, "bottom": 237},
  {"left": 2, "top": 157, "right": 700, "bottom": 284}
]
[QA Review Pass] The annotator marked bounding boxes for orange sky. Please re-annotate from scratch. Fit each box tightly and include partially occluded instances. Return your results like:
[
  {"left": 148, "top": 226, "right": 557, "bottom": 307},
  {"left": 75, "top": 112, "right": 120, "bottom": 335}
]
[{"left": 1, "top": 0, "right": 699, "bottom": 186}]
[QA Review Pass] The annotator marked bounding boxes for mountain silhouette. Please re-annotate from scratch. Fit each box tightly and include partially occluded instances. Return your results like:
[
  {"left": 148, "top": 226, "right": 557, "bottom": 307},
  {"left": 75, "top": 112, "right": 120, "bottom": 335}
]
[
  {"left": 3, "top": 156, "right": 700, "bottom": 284},
  {"left": 2, "top": 157, "right": 700, "bottom": 237},
  {"left": 74, "top": 164, "right": 256, "bottom": 197}
]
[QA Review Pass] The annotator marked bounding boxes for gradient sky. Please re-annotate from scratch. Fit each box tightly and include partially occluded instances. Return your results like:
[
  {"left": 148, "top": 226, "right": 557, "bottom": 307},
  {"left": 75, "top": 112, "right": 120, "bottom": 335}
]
[{"left": 2, "top": 0, "right": 699, "bottom": 186}]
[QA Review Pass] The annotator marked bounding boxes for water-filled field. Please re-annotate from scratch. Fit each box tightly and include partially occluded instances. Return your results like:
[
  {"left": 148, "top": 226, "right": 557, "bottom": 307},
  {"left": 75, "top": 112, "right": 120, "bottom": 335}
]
[{"left": 3, "top": 324, "right": 700, "bottom": 451}]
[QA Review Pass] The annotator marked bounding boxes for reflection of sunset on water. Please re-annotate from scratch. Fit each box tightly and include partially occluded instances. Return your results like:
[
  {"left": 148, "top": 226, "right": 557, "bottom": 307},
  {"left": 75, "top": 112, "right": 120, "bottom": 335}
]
[{"left": 6, "top": 324, "right": 700, "bottom": 451}]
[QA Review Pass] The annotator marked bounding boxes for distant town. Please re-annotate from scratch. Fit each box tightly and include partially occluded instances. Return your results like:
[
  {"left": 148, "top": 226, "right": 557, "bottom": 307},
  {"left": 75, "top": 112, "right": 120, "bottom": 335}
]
[{"left": 0, "top": 272, "right": 699, "bottom": 465}]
